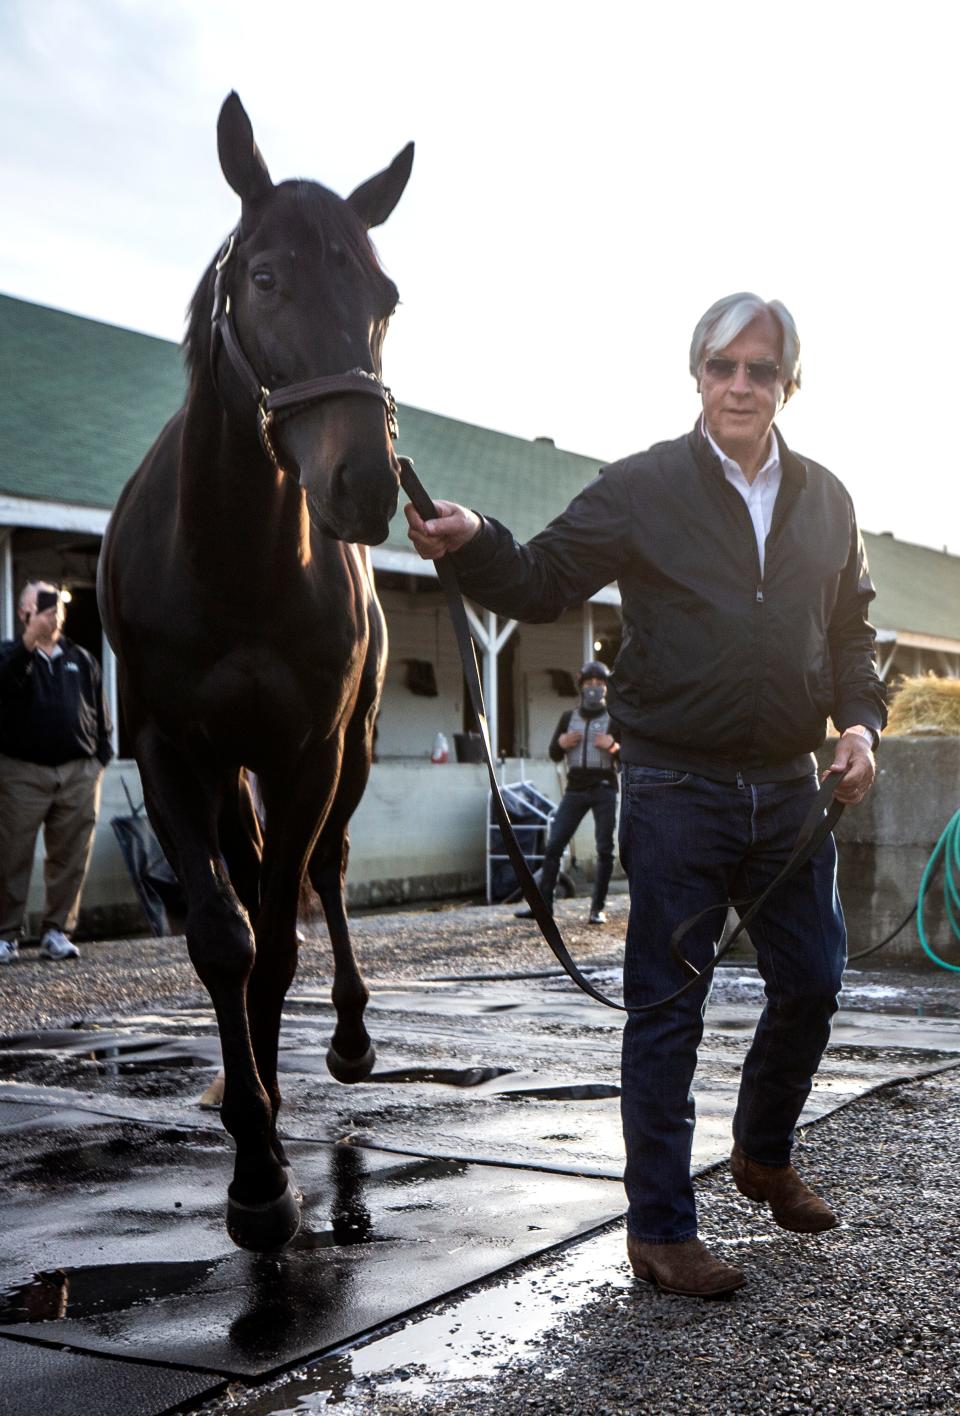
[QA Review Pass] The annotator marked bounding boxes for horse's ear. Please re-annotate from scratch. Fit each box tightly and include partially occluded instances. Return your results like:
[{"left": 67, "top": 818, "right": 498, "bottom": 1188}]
[
  {"left": 217, "top": 92, "right": 273, "bottom": 205},
  {"left": 346, "top": 142, "right": 414, "bottom": 229}
]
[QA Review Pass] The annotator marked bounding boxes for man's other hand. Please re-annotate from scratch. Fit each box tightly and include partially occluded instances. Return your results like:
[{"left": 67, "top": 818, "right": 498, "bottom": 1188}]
[
  {"left": 822, "top": 731, "right": 876, "bottom": 805},
  {"left": 404, "top": 500, "right": 481, "bottom": 560},
  {"left": 558, "top": 730, "right": 583, "bottom": 750},
  {"left": 595, "top": 733, "right": 619, "bottom": 753}
]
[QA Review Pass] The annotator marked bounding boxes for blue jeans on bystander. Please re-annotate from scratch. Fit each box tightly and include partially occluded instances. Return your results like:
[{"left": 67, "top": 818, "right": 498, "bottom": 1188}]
[{"left": 618, "top": 765, "right": 846, "bottom": 1243}]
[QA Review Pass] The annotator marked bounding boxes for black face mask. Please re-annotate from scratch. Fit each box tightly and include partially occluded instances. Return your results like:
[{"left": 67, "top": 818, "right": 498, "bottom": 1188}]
[{"left": 580, "top": 683, "right": 607, "bottom": 711}]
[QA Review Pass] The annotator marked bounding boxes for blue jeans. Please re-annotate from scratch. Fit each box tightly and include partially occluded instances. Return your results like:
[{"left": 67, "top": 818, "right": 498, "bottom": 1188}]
[
  {"left": 539, "top": 782, "right": 617, "bottom": 912},
  {"left": 618, "top": 766, "right": 846, "bottom": 1242}
]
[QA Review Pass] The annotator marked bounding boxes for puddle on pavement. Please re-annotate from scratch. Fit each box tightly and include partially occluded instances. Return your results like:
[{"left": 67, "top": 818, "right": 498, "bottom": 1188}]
[
  {"left": 0, "top": 1258, "right": 224, "bottom": 1325},
  {"left": 0, "top": 1026, "right": 219, "bottom": 1089},
  {"left": 3, "top": 1124, "right": 225, "bottom": 1187},
  {"left": 216, "top": 1225, "right": 630, "bottom": 1413},
  {"left": 503, "top": 1082, "right": 621, "bottom": 1101},
  {"left": 369, "top": 1066, "right": 514, "bottom": 1088}
]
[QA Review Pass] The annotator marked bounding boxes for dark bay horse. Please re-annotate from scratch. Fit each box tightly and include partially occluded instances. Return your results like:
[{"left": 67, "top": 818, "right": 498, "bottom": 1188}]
[{"left": 98, "top": 94, "right": 413, "bottom": 1250}]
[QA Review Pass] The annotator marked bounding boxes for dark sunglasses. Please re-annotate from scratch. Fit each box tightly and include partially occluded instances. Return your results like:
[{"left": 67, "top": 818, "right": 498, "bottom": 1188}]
[{"left": 703, "top": 356, "right": 780, "bottom": 387}]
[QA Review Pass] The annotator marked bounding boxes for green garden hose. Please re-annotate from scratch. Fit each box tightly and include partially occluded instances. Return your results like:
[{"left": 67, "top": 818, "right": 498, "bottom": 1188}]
[{"left": 917, "top": 809, "right": 960, "bottom": 971}]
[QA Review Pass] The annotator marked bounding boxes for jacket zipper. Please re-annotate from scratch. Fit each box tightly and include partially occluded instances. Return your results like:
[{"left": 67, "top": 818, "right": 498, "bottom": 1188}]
[
  {"left": 745, "top": 577, "right": 766, "bottom": 751},
  {"left": 723, "top": 481, "right": 766, "bottom": 752}
]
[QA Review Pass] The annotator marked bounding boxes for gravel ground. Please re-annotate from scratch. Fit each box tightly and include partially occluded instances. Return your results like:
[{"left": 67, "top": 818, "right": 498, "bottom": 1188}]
[
  {"left": 2, "top": 890, "right": 952, "bottom": 1038},
  {"left": 5, "top": 900, "right": 960, "bottom": 1415},
  {"left": 424, "top": 1068, "right": 960, "bottom": 1416},
  {"left": 0, "top": 895, "right": 632, "bottom": 1036},
  {"left": 203, "top": 1068, "right": 960, "bottom": 1416}
]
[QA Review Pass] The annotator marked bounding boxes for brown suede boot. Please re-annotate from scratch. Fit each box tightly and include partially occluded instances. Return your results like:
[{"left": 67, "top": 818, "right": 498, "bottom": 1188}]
[
  {"left": 731, "top": 1142, "right": 838, "bottom": 1233},
  {"left": 626, "top": 1233, "right": 745, "bottom": 1297}
]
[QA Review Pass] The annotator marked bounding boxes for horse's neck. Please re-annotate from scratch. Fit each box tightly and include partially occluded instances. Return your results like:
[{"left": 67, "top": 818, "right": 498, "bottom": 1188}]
[{"left": 177, "top": 390, "right": 312, "bottom": 587}]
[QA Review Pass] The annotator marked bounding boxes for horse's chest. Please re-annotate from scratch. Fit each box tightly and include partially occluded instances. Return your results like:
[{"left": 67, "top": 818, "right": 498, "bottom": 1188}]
[{"left": 194, "top": 642, "right": 361, "bottom": 730}]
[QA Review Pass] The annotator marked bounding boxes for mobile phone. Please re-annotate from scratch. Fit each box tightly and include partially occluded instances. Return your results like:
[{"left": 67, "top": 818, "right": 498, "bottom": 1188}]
[{"left": 36, "top": 590, "right": 60, "bottom": 613}]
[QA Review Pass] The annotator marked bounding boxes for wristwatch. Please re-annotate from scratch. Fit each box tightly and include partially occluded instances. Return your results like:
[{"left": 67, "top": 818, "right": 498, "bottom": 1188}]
[{"left": 842, "top": 724, "right": 879, "bottom": 751}]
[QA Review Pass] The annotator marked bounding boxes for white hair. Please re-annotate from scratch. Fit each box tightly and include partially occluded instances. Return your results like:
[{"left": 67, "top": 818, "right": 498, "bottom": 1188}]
[
  {"left": 689, "top": 292, "right": 801, "bottom": 402},
  {"left": 18, "top": 578, "right": 56, "bottom": 612}
]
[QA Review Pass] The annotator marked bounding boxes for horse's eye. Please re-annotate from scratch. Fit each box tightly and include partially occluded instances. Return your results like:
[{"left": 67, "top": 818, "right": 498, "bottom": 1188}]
[{"left": 252, "top": 269, "right": 276, "bottom": 292}]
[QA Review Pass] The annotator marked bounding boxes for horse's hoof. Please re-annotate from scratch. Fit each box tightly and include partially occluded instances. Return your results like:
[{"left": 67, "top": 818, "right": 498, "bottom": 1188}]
[
  {"left": 326, "top": 1041, "right": 376, "bottom": 1084},
  {"left": 198, "top": 1072, "right": 225, "bottom": 1109},
  {"left": 226, "top": 1181, "right": 301, "bottom": 1251}
]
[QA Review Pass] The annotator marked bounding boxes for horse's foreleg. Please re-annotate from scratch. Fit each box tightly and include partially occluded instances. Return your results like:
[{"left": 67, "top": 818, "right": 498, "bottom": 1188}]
[
  {"left": 307, "top": 823, "right": 374, "bottom": 1083},
  {"left": 250, "top": 743, "right": 345, "bottom": 1153},
  {"left": 305, "top": 709, "right": 376, "bottom": 1083},
  {"left": 135, "top": 730, "right": 298, "bottom": 1251},
  {"left": 218, "top": 768, "right": 263, "bottom": 934}
]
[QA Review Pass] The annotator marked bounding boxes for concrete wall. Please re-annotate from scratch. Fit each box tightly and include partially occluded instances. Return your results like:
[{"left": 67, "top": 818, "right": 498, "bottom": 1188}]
[
  {"left": 26, "top": 756, "right": 616, "bottom": 936},
  {"left": 819, "top": 736, "right": 960, "bottom": 968}
]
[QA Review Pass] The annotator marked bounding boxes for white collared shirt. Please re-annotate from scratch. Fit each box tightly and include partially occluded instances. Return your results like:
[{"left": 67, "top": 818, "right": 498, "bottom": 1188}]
[
  {"left": 36, "top": 643, "right": 64, "bottom": 669},
  {"left": 703, "top": 421, "right": 782, "bottom": 577}
]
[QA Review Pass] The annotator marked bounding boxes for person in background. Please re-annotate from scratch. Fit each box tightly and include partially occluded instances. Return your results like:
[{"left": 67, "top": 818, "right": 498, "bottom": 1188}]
[
  {"left": 405, "top": 292, "right": 885, "bottom": 1298},
  {"left": 516, "top": 659, "right": 620, "bottom": 925},
  {"left": 0, "top": 580, "right": 114, "bottom": 963}
]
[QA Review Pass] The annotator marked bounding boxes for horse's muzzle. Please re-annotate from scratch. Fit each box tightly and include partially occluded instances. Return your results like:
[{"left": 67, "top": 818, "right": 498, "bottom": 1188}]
[{"left": 305, "top": 471, "right": 398, "bottom": 546}]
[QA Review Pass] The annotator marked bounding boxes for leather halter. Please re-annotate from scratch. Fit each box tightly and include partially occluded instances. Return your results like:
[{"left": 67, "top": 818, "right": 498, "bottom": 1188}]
[{"left": 209, "top": 229, "right": 399, "bottom": 469}]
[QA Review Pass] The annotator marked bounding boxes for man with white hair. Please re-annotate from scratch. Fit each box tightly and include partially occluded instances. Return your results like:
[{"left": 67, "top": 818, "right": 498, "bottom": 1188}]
[
  {"left": 0, "top": 580, "right": 113, "bottom": 963},
  {"left": 405, "top": 293, "right": 886, "bottom": 1297}
]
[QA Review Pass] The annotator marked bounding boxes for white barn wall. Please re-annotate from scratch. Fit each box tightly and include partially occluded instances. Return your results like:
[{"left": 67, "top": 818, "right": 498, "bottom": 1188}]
[
  {"left": 375, "top": 585, "right": 467, "bottom": 760},
  {"left": 26, "top": 756, "right": 610, "bottom": 932}
]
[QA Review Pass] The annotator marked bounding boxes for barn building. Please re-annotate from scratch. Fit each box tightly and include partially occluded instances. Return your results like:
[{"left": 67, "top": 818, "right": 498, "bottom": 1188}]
[{"left": 2, "top": 292, "right": 958, "bottom": 926}]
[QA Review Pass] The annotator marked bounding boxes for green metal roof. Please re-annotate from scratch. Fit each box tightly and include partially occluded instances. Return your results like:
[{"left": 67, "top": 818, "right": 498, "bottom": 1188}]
[
  {"left": 2, "top": 292, "right": 957, "bottom": 642},
  {"left": 0, "top": 292, "right": 185, "bottom": 510},
  {"left": 387, "top": 406, "right": 602, "bottom": 550},
  {"left": 862, "top": 532, "right": 960, "bottom": 641}
]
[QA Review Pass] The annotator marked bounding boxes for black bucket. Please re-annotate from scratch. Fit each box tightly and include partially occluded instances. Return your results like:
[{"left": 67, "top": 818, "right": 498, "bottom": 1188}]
[{"left": 454, "top": 731, "right": 485, "bottom": 764}]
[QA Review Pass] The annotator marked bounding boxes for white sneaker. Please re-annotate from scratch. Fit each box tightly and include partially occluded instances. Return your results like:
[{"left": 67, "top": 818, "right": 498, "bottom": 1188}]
[
  {"left": 0, "top": 939, "right": 19, "bottom": 964},
  {"left": 39, "top": 929, "right": 80, "bottom": 961}
]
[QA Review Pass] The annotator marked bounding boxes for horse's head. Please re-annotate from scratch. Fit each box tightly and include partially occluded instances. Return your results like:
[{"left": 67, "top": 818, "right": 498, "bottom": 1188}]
[{"left": 209, "top": 93, "right": 412, "bottom": 546}]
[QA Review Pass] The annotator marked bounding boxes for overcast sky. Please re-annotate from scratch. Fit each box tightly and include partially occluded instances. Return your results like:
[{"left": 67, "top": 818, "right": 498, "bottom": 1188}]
[{"left": 2, "top": 0, "right": 956, "bottom": 552}]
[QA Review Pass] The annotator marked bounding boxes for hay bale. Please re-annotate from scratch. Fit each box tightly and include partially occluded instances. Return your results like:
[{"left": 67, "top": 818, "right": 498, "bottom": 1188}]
[{"left": 885, "top": 673, "right": 960, "bottom": 736}]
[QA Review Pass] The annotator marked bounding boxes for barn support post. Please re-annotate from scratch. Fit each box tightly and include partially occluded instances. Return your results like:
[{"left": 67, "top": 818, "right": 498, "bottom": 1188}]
[
  {"left": 878, "top": 641, "right": 898, "bottom": 681},
  {"left": 102, "top": 632, "right": 120, "bottom": 756},
  {"left": 0, "top": 528, "right": 13, "bottom": 640},
  {"left": 464, "top": 605, "right": 517, "bottom": 761},
  {"left": 581, "top": 602, "right": 595, "bottom": 666}
]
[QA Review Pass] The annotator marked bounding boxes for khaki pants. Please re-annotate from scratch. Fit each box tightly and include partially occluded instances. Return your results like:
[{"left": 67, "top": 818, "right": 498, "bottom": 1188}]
[{"left": 0, "top": 754, "right": 104, "bottom": 938}]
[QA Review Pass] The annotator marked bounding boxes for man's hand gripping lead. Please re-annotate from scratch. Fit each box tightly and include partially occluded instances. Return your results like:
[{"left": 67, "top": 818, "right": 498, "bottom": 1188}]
[
  {"left": 823, "top": 729, "right": 876, "bottom": 806},
  {"left": 403, "top": 493, "right": 481, "bottom": 560}
]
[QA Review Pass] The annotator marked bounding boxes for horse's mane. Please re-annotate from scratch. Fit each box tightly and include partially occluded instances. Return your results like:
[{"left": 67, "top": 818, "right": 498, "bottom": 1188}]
[
  {"left": 184, "top": 256, "right": 218, "bottom": 377},
  {"left": 183, "top": 180, "right": 389, "bottom": 378}
]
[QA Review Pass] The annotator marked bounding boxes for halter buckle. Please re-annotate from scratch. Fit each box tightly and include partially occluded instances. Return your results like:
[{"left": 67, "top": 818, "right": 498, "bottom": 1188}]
[
  {"left": 345, "top": 368, "right": 400, "bottom": 440},
  {"left": 385, "top": 387, "right": 399, "bottom": 441},
  {"left": 258, "top": 387, "right": 281, "bottom": 469}
]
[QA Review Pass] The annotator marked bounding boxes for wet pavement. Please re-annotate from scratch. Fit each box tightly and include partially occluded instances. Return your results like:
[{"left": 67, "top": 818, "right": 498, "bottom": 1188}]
[{"left": 2, "top": 913, "right": 960, "bottom": 1414}]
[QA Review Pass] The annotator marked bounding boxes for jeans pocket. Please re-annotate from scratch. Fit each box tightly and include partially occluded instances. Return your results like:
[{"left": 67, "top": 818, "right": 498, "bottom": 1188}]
[{"left": 624, "top": 765, "right": 690, "bottom": 798}]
